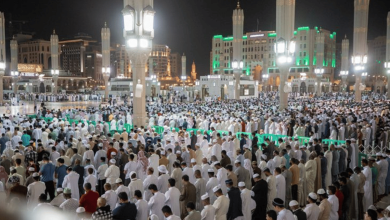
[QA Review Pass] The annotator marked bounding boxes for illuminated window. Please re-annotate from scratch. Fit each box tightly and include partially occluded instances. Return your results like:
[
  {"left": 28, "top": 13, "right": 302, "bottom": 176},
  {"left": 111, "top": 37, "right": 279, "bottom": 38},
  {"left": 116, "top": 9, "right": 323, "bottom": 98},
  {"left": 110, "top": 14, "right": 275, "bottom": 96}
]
[{"left": 244, "top": 89, "right": 249, "bottom": 95}]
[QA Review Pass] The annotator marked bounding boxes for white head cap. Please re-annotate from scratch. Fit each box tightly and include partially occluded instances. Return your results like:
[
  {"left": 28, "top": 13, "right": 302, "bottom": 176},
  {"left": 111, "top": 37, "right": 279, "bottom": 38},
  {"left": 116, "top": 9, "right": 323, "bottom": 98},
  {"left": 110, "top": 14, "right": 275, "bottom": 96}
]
[
  {"left": 238, "top": 182, "right": 245, "bottom": 187},
  {"left": 28, "top": 167, "right": 35, "bottom": 172},
  {"left": 201, "top": 193, "right": 209, "bottom": 200},
  {"left": 158, "top": 165, "right": 168, "bottom": 174},
  {"left": 212, "top": 185, "right": 221, "bottom": 192},
  {"left": 317, "top": 188, "right": 326, "bottom": 194},
  {"left": 309, "top": 192, "right": 317, "bottom": 200},
  {"left": 115, "top": 178, "right": 123, "bottom": 183},
  {"left": 76, "top": 207, "right": 86, "bottom": 213},
  {"left": 109, "top": 159, "right": 116, "bottom": 164},
  {"left": 191, "top": 158, "right": 196, "bottom": 163},
  {"left": 32, "top": 172, "right": 39, "bottom": 177},
  {"left": 289, "top": 200, "right": 299, "bottom": 207},
  {"left": 253, "top": 173, "right": 260, "bottom": 179}
]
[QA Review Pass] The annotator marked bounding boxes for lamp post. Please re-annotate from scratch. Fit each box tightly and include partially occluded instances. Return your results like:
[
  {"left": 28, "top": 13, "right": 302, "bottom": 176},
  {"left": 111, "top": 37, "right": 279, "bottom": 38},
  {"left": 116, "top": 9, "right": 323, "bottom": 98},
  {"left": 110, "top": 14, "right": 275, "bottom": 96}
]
[
  {"left": 262, "top": 73, "right": 269, "bottom": 92},
  {"left": 123, "top": 0, "right": 155, "bottom": 127},
  {"left": 274, "top": 37, "right": 295, "bottom": 110},
  {"left": 314, "top": 68, "right": 324, "bottom": 96},
  {"left": 352, "top": 54, "right": 368, "bottom": 101},
  {"left": 340, "top": 70, "right": 349, "bottom": 94},
  {"left": 385, "top": 62, "right": 390, "bottom": 98},
  {"left": 232, "top": 59, "right": 243, "bottom": 99},
  {"left": 10, "top": 70, "right": 19, "bottom": 94}
]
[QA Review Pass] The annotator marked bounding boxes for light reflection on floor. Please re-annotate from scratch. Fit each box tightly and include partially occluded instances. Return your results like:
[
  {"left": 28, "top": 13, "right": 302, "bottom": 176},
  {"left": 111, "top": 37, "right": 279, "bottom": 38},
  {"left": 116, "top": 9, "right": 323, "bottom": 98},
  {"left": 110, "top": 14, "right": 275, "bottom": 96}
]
[{"left": 1, "top": 101, "right": 103, "bottom": 116}]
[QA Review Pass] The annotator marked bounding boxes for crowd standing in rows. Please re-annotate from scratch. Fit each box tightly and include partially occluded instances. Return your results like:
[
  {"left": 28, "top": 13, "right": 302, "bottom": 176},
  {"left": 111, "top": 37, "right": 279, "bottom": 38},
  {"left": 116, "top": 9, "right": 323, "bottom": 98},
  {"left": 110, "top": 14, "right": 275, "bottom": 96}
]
[{"left": 0, "top": 92, "right": 390, "bottom": 220}]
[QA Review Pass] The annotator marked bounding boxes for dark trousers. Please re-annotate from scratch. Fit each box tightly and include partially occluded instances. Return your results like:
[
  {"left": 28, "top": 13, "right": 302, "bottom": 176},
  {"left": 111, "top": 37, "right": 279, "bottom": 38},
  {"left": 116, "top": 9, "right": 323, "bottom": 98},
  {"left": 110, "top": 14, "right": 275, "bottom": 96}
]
[
  {"left": 44, "top": 181, "right": 55, "bottom": 200},
  {"left": 98, "top": 179, "right": 106, "bottom": 196},
  {"left": 292, "top": 184, "right": 298, "bottom": 201},
  {"left": 124, "top": 178, "right": 130, "bottom": 187},
  {"left": 357, "top": 193, "right": 364, "bottom": 220},
  {"left": 321, "top": 174, "right": 326, "bottom": 190},
  {"left": 78, "top": 184, "right": 84, "bottom": 198}
]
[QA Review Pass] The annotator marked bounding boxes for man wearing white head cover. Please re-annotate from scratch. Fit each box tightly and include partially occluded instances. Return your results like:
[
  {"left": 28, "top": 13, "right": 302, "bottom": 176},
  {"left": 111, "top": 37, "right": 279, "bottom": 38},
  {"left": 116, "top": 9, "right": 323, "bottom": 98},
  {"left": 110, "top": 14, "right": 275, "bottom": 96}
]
[
  {"left": 27, "top": 172, "right": 46, "bottom": 207},
  {"left": 82, "top": 144, "right": 94, "bottom": 166},
  {"left": 211, "top": 140, "right": 222, "bottom": 161},
  {"left": 238, "top": 182, "right": 252, "bottom": 220},
  {"left": 104, "top": 159, "right": 120, "bottom": 189},
  {"left": 304, "top": 192, "right": 320, "bottom": 220},
  {"left": 377, "top": 153, "right": 388, "bottom": 197},
  {"left": 143, "top": 167, "right": 158, "bottom": 201},
  {"left": 50, "top": 188, "right": 66, "bottom": 207},
  {"left": 274, "top": 167, "right": 286, "bottom": 203},
  {"left": 149, "top": 150, "right": 160, "bottom": 176},
  {"left": 115, "top": 178, "right": 131, "bottom": 206},
  {"left": 201, "top": 158, "right": 211, "bottom": 183},
  {"left": 212, "top": 185, "right": 229, "bottom": 220},
  {"left": 214, "top": 162, "right": 228, "bottom": 194},
  {"left": 128, "top": 172, "right": 143, "bottom": 203},
  {"left": 205, "top": 169, "right": 218, "bottom": 204},
  {"left": 194, "top": 169, "right": 206, "bottom": 211},
  {"left": 157, "top": 165, "right": 170, "bottom": 194}
]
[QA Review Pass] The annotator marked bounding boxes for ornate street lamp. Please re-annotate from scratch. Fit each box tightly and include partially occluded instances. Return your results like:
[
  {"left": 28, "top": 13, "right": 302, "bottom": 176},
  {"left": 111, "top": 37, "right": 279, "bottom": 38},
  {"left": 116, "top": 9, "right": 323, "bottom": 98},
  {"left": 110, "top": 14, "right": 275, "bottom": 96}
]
[
  {"left": 314, "top": 68, "right": 325, "bottom": 95},
  {"left": 352, "top": 54, "right": 368, "bottom": 95},
  {"left": 274, "top": 37, "right": 295, "bottom": 110}
]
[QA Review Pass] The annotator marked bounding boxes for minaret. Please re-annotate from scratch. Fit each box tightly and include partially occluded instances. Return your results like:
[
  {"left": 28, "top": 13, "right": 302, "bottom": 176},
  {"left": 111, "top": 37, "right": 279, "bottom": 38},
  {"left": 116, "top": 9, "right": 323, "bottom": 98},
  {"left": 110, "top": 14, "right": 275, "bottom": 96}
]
[
  {"left": 341, "top": 35, "right": 349, "bottom": 94},
  {"left": 0, "top": 12, "right": 5, "bottom": 104},
  {"left": 232, "top": 0, "right": 244, "bottom": 100},
  {"left": 191, "top": 61, "right": 197, "bottom": 81},
  {"left": 276, "top": 0, "right": 296, "bottom": 110},
  {"left": 167, "top": 60, "right": 171, "bottom": 77},
  {"left": 101, "top": 22, "right": 110, "bottom": 100},
  {"left": 386, "top": 12, "right": 390, "bottom": 98},
  {"left": 353, "top": 0, "right": 369, "bottom": 102},
  {"left": 181, "top": 53, "right": 186, "bottom": 79},
  {"left": 50, "top": 30, "right": 59, "bottom": 94},
  {"left": 315, "top": 31, "right": 325, "bottom": 96},
  {"left": 10, "top": 36, "right": 18, "bottom": 75}
]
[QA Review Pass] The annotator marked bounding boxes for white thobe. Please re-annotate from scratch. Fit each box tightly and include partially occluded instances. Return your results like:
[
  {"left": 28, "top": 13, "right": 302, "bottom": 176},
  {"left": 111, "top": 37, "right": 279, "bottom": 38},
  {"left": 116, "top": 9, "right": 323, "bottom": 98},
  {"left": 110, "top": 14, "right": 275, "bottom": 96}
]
[
  {"left": 104, "top": 165, "right": 120, "bottom": 185},
  {"left": 27, "top": 181, "right": 46, "bottom": 207},
  {"left": 135, "top": 199, "right": 148, "bottom": 220},
  {"left": 128, "top": 178, "right": 144, "bottom": 203},
  {"left": 362, "top": 166, "right": 373, "bottom": 211},
  {"left": 240, "top": 188, "right": 252, "bottom": 220},
  {"left": 201, "top": 205, "right": 216, "bottom": 220},
  {"left": 325, "top": 151, "right": 333, "bottom": 188},
  {"left": 182, "top": 167, "right": 195, "bottom": 184},
  {"left": 266, "top": 175, "right": 276, "bottom": 211},
  {"left": 377, "top": 159, "right": 388, "bottom": 195},
  {"left": 165, "top": 187, "right": 181, "bottom": 217},
  {"left": 62, "top": 171, "right": 80, "bottom": 200},
  {"left": 216, "top": 168, "right": 228, "bottom": 194},
  {"left": 148, "top": 191, "right": 165, "bottom": 220},
  {"left": 157, "top": 174, "right": 170, "bottom": 194},
  {"left": 194, "top": 178, "right": 207, "bottom": 211},
  {"left": 206, "top": 177, "right": 218, "bottom": 204},
  {"left": 149, "top": 154, "right": 160, "bottom": 176},
  {"left": 275, "top": 174, "right": 286, "bottom": 202},
  {"left": 303, "top": 203, "right": 320, "bottom": 220},
  {"left": 115, "top": 185, "right": 131, "bottom": 204},
  {"left": 143, "top": 174, "right": 158, "bottom": 201},
  {"left": 213, "top": 195, "right": 229, "bottom": 220},
  {"left": 84, "top": 175, "right": 97, "bottom": 191},
  {"left": 328, "top": 195, "right": 339, "bottom": 220}
]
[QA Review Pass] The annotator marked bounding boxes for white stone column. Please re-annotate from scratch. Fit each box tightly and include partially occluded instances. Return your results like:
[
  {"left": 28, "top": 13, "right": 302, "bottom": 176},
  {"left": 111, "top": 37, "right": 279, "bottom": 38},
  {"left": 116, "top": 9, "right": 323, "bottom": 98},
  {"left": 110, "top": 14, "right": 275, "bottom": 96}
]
[
  {"left": 234, "top": 72, "right": 240, "bottom": 99},
  {"left": 279, "top": 72, "right": 288, "bottom": 110},
  {"left": 386, "top": 12, "right": 390, "bottom": 99},
  {"left": 103, "top": 75, "right": 109, "bottom": 100},
  {"left": 0, "top": 73, "right": 3, "bottom": 104},
  {"left": 316, "top": 77, "right": 321, "bottom": 96},
  {"left": 130, "top": 51, "right": 149, "bottom": 127}
]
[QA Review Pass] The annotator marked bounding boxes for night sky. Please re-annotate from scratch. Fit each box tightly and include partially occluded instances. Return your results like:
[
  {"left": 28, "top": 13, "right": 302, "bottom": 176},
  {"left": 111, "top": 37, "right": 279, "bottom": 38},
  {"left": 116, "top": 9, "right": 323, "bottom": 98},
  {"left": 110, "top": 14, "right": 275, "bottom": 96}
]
[{"left": 1, "top": 0, "right": 390, "bottom": 76}]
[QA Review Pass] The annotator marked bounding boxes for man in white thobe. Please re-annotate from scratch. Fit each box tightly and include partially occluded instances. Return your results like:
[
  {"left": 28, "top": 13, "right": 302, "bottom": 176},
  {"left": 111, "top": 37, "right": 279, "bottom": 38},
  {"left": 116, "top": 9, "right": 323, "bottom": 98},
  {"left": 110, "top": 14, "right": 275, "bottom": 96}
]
[
  {"left": 128, "top": 172, "right": 144, "bottom": 203},
  {"left": 149, "top": 151, "right": 160, "bottom": 176},
  {"left": 303, "top": 193, "right": 320, "bottom": 220},
  {"left": 104, "top": 159, "right": 120, "bottom": 189},
  {"left": 143, "top": 167, "right": 158, "bottom": 201},
  {"left": 377, "top": 154, "right": 388, "bottom": 196},
  {"left": 212, "top": 185, "right": 229, "bottom": 220},
  {"left": 165, "top": 178, "right": 181, "bottom": 217},
  {"left": 135, "top": 191, "right": 148, "bottom": 220},
  {"left": 215, "top": 163, "right": 228, "bottom": 194},
  {"left": 206, "top": 169, "right": 218, "bottom": 204},
  {"left": 238, "top": 182, "right": 252, "bottom": 220},
  {"left": 362, "top": 160, "right": 373, "bottom": 211},
  {"left": 200, "top": 193, "right": 216, "bottom": 220},
  {"left": 27, "top": 173, "right": 46, "bottom": 207},
  {"left": 62, "top": 168, "right": 80, "bottom": 200},
  {"left": 194, "top": 170, "right": 206, "bottom": 211},
  {"left": 148, "top": 185, "right": 166, "bottom": 220},
  {"left": 275, "top": 168, "right": 286, "bottom": 203},
  {"left": 157, "top": 165, "right": 170, "bottom": 194}
]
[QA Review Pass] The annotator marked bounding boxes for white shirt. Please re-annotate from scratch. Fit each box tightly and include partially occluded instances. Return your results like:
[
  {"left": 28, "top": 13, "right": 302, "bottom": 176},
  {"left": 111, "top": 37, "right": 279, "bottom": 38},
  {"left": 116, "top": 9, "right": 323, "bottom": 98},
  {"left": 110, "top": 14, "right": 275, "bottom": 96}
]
[
  {"left": 128, "top": 178, "right": 144, "bottom": 203},
  {"left": 328, "top": 194, "right": 339, "bottom": 220},
  {"left": 149, "top": 154, "right": 160, "bottom": 176},
  {"left": 157, "top": 174, "right": 170, "bottom": 194},
  {"left": 275, "top": 174, "right": 286, "bottom": 202},
  {"left": 303, "top": 203, "right": 320, "bottom": 220},
  {"left": 148, "top": 191, "right": 165, "bottom": 220},
  {"left": 124, "top": 161, "right": 137, "bottom": 179},
  {"left": 240, "top": 188, "right": 253, "bottom": 220},
  {"left": 277, "top": 208, "right": 295, "bottom": 220},
  {"left": 104, "top": 165, "right": 120, "bottom": 185},
  {"left": 115, "top": 185, "right": 131, "bottom": 204},
  {"left": 84, "top": 174, "right": 97, "bottom": 191},
  {"left": 165, "top": 187, "right": 181, "bottom": 217}
]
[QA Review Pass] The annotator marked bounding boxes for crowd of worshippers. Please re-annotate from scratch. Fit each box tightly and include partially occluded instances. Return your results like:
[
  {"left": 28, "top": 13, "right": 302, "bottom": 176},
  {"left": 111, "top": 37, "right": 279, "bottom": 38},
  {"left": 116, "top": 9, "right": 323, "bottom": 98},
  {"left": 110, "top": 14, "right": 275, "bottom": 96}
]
[{"left": 1, "top": 120, "right": 390, "bottom": 220}]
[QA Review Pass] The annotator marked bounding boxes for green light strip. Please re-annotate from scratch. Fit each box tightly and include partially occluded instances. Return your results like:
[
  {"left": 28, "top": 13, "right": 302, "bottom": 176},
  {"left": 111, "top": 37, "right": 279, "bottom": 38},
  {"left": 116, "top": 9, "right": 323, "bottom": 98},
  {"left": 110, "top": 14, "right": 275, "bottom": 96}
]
[
  {"left": 298, "top": 26, "right": 310, "bottom": 31},
  {"left": 268, "top": 33, "right": 277, "bottom": 37}
]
